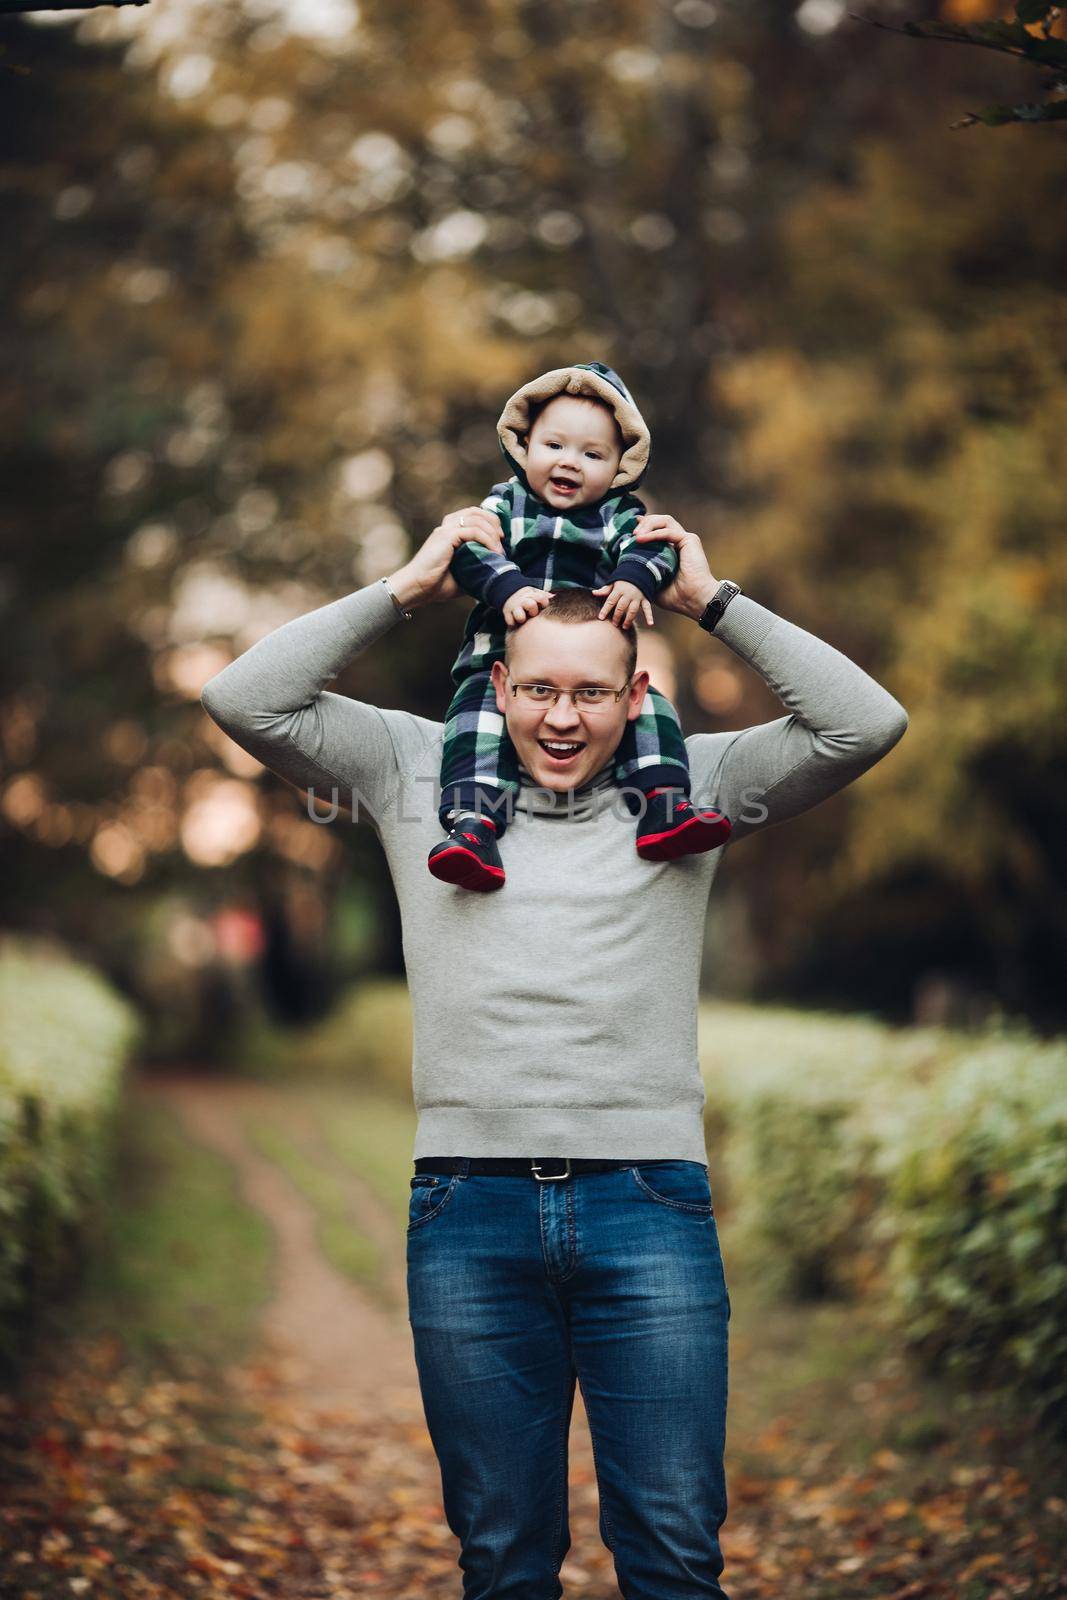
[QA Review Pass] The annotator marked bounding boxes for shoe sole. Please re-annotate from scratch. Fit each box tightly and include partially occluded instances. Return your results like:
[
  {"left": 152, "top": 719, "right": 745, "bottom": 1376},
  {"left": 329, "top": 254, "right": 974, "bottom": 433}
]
[
  {"left": 428, "top": 845, "right": 506, "bottom": 892},
  {"left": 636, "top": 815, "right": 732, "bottom": 862}
]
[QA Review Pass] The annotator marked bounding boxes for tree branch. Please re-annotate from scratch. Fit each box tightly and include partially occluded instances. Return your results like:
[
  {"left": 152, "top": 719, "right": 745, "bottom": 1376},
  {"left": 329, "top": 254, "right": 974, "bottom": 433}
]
[
  {"left": 0, "top": 0, "right": 149, "bottom": 13},
  {"left": 850, "top": 8, "right": 1067, "bottom": 130}
]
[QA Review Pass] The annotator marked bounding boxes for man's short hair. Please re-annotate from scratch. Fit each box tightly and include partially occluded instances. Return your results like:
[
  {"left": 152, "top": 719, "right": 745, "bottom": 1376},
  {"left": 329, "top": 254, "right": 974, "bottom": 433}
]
[{"left": 504, "top": 586, "right": 639, "bottom": 680}]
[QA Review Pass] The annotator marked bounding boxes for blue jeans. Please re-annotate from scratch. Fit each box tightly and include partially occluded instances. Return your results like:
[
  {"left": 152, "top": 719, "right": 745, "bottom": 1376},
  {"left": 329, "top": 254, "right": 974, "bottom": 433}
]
[{"left": 406, "top": 1160, "right": 732, "bottom": 1599}]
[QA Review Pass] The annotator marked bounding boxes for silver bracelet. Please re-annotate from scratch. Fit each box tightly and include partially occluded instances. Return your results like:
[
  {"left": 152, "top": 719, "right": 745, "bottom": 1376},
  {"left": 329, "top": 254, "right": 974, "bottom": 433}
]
[{"left": 380, "top": 576, "right": 413, "bottom": 621}]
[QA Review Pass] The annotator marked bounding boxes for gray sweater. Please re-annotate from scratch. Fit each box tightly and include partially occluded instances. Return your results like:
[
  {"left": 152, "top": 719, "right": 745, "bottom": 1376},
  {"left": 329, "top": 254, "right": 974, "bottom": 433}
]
[{"left": 200, "top": 582, "right": 907, "bottom": 1163}]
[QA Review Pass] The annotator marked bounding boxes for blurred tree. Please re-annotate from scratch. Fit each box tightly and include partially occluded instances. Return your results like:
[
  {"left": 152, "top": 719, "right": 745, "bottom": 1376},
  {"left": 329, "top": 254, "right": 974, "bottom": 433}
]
[
  {"left": 1, "top": 0, "right": 1064, "bottom": 1038},
  {"left": 711, "top": 114, "right": 1067, "bottom": 1020}
]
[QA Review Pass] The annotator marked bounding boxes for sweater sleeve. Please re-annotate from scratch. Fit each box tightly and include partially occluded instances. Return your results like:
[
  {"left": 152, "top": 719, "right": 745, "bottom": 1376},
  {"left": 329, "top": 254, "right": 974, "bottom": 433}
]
[
  {"left": 447, "top": 486, "right": 530, "bottom": 610},
  {"left": 686, "top": 595, "right": 908, "bottom": 844},
  {"left": 198, "top": 580, "right": 434, "bottom": 823}
]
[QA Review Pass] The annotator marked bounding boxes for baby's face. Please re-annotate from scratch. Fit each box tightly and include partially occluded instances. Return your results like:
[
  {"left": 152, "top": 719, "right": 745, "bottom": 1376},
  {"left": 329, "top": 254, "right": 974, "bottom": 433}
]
[{"left": 524, "top": 396, "right": 623, "bottom": 510}]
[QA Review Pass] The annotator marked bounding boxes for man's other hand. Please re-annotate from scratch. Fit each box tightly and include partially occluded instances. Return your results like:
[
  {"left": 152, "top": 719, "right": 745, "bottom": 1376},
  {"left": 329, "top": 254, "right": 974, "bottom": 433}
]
[
  {"left": 387, "top": 507, "right": 505, "bottom": 611},
  {"left": 631, "top": 514, "right": 720, "bottom": 621}
]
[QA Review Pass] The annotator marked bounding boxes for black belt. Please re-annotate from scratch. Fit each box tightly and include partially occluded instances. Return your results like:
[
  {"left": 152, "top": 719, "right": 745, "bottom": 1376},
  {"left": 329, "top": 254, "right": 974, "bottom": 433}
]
[{"left": 414, "top": 1156, "right": 683, "bottom": 1183}]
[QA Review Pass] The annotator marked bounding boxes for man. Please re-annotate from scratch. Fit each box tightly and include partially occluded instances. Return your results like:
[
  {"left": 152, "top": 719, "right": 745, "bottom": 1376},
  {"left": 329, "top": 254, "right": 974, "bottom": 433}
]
[{"left": 200, "top": 507, "right": 907, "bottom": 1600}]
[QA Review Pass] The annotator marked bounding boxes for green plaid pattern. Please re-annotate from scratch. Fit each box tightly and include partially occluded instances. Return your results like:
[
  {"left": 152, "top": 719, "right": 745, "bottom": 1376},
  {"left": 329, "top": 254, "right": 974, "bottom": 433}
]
[
  {"left": 439, "top": 476, "right": 689, "bottom": 831},
  {"left": 439, "top": 670, "right": 691, "bottom": 830},
  {"left": 448, "top": 478, "right": 680, "bottom": 682}
]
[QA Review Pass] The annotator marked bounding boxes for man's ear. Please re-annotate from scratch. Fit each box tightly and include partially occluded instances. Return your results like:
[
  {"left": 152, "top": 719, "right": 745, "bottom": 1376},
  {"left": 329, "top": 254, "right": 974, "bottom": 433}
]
[
  {"left": 626, "top": 667, "right": 650, "bottom": 722},
  {"left": 490, "top": 658, "right": 509, "bottom": 715}
]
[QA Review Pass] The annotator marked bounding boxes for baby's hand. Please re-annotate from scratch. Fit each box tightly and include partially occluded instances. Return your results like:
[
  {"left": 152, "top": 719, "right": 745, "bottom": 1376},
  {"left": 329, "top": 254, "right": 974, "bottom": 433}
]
[
  {"left": 591, "top": 580, "right": 654, "bottom": 629},
  {"left": 503, "top": 586, "right": 554, "bottom": 626}
]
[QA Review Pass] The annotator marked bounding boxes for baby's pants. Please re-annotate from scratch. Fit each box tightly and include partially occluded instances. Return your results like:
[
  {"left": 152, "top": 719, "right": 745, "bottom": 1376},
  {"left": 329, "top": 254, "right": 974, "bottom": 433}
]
[{"left": 438, "top": 668, "right": 691, "bottom": 833}]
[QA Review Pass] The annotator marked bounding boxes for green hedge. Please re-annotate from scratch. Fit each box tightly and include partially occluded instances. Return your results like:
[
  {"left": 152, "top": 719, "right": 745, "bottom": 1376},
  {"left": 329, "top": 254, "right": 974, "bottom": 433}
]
[
  {"left": 220, "top": 978, "right": 413, "bottom": 1096},
  {"left": 885, "top": 1035, "right": 1067, "bottom": 1431},
  {"left": 700, "top": 1004, "right": 944, "bottom": 1296},
  {"left": 701, "top": 1003, "right": 1067, "bottom": 1431},
  {"left": 0, "top": 935, "right": 142, "bottom": 1366}
]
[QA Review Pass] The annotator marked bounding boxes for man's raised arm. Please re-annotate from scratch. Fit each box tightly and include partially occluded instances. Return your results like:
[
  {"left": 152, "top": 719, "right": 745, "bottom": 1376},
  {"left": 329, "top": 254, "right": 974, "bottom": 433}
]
[
  {"left": 199, "top": 507, "right": 505, "bottom": 819},
  {"left": 200, "top": 581, "right": 412, "bottom": 819},
  {"left": 634, "top": 516, "right": 908, "bottom": 842}
]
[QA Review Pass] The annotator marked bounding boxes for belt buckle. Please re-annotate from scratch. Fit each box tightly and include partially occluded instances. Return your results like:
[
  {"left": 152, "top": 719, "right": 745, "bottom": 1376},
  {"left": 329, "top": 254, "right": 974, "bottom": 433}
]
[{"left": 531, "top": 1157, "right": 571, "bottom": 1183}]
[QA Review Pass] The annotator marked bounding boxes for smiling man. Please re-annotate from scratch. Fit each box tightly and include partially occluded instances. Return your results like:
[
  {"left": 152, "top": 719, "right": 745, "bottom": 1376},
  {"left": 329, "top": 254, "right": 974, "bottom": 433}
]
[
  {"left": 490, "top": 589, "right": 646, "bottom": 790},
  {"left": 200, "top": 507, "right": 907, "bottom": 1600}
]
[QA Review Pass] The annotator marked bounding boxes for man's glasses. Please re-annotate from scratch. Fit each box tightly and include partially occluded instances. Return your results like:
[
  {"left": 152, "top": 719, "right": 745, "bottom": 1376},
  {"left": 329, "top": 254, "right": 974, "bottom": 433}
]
[{"left": 505, "top": 672, "right": 632, "bottom": 714}]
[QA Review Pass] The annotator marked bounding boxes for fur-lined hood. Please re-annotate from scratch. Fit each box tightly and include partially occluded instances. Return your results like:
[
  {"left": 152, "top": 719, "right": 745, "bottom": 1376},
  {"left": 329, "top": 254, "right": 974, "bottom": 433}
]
[{"left": 496, "top": 361, "right": 651, "bottom": 496}]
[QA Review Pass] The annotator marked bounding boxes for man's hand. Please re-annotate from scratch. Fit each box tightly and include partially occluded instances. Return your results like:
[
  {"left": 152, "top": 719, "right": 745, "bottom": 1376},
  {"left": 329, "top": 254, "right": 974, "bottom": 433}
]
[
  {"left": 631, "top": 514, "right": 719, "bottom": 621},
  {"left": 503, "top": 585, "right": 554, "bottom": 626},
  {"left": 386, "top": 507, "right": 505, "bottom": 611},
  {"left": 590, "top": 579, "right": 654, "bottom": 629}
]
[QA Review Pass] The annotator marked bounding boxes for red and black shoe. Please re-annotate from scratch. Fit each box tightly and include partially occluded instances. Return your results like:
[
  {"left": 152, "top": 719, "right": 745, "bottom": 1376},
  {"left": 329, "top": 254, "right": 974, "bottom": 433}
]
[
  {"left": 635, "top": 789, "right": 732, "bottom": 862},
  {"left": 427, "top": 816, "right": 506, "bottom": 892}
]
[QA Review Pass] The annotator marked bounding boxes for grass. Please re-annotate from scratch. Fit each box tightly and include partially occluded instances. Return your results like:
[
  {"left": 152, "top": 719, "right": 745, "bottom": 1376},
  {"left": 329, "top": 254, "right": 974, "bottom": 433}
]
[
  {"left": 242, "top": 1112, "right": 382, "bottom": 1287},
  {"left": 68, "top": 1084, "right": 274, "bottom": 1374},
  {"left": 304, "top": 1083, "right": 420, "bottom": 1227}
]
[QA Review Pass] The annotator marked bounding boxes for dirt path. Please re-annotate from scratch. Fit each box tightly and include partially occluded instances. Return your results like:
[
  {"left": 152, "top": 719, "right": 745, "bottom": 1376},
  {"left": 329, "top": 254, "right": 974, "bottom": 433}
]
[
  {"left": 139, "top": 1074, "right": 617, "bottom": 1594},
  {"left": 148, "top": 1074, "right": 417, "bottom": 1412}
]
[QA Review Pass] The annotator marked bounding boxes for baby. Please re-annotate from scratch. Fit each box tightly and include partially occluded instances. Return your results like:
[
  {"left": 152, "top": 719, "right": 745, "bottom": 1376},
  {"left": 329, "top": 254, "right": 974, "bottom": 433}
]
[{"left": 427, "top": 361, "right": 731, "bottom": 890}]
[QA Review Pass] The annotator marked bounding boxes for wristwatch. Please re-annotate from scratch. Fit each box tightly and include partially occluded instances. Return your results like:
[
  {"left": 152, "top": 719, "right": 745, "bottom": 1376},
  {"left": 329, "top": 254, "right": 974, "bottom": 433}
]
[{"left": 698, "top": 579, "right": 742, "bottom": 634}]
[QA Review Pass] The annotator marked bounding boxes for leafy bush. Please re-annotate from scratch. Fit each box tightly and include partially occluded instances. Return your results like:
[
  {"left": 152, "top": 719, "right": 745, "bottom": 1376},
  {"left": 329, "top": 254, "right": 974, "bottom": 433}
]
[
  {"left": 0, "top": 935, "right": 141, "bottom": 1366},
  {"left": 730, "top": 1097, "right": 883, "bottom": 1299},
  {"left": 885, "top": 1036, "right": 1067, "bottom": 1431},
  {"left": 700, "top": 1003, "right": 1067, "bottom": 1430},
  {"left": 700, "top": 1002, "right": 950, "bottom": 1296}
]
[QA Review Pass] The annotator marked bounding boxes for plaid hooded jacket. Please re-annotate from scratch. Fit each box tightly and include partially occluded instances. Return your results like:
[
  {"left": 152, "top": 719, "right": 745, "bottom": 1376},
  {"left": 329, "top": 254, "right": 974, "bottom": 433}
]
[{"left": 447, "top": 362, "right": 679, "bottom": 682}]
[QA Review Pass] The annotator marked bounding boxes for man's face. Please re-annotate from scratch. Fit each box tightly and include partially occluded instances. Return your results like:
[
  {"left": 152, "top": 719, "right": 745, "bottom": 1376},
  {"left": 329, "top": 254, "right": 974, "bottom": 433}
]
[
  {"left": 490, "top": 616, "right": 649, "bottom": 792},
  {"left": 524, "top": 395, "right": 623, "bottom": 511}
]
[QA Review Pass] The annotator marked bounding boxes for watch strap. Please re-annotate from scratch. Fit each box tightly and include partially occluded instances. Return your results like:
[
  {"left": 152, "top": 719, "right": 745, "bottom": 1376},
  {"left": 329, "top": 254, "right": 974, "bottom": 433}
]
[{"left": 698, "top": 579, "right": 742, "bottom": 634}]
